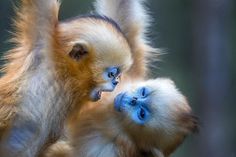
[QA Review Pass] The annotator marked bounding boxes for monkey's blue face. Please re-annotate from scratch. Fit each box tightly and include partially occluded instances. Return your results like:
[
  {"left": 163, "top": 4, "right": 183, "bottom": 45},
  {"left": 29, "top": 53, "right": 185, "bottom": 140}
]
[
  {"left": 114, "top": 87, "right": 152, "bottom": 125},
  {"left": 90, "top": 66, "right": 121, "bottom": 101}
]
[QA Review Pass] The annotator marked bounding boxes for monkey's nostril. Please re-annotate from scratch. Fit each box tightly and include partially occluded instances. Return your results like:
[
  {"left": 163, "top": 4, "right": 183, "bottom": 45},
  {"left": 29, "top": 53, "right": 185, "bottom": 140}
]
[
  {"left": 131, "top": 97, "right": 137, "bottom": 106},
  {"left": 113, "top": 81, "right": 118, "bottom": 86},
  {"left": 139, "top": 108, "right": 146, "bottom": 119}
]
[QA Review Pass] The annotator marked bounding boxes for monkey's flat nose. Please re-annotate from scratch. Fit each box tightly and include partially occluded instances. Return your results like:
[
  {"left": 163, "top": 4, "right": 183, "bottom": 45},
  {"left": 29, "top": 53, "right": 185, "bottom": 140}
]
[
  {"left": 113, "top": 76, "right": 120, "bottom": 86},
  {"left": 130, "top": 97, "right": 137, "bottom": 106}
]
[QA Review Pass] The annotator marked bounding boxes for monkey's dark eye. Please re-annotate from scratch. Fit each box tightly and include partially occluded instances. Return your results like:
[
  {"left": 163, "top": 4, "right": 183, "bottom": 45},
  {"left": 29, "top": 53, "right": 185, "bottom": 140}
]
[
  {"left": 138, "top": 108, "right": 146, "bottom": 120},
  {"left": 106, "top": 67, "right": 119, "bottom": 79},
  {"left": 108, "top": 72, "right": 115, "bottom": 78},
  {"left": 69, "top": 44, "right": 88, "bottom": 60},
  {"left": 133, "top": 107, "right": 150, "bottom": 125},
  {"left": 141, "top": 88, "right": 146, "bottom": 97},
  {"left": 138, "top": 87, "right": 150, "bottom": 97},
  {"left": 130, "top": 97, "right": 137, "bottom": 106}
]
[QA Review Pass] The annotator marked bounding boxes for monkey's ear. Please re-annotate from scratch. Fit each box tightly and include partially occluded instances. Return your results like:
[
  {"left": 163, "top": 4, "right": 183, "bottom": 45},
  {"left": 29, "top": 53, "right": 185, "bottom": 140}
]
[
  {"left": 180, "top": 113, "right": 199, "bottom": 134},
  {"left": 69, "top": 41, "right": 90, "bottom": 60}
]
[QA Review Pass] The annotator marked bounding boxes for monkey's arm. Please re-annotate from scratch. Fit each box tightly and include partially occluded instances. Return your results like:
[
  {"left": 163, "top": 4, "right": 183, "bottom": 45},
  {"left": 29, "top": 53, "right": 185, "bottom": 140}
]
[
  {"left": 95, "top": 0, "right": 159, "bottom": 78},
  {"left": 0, "top": 0, "right": 60, "bottom": 156},
  {"left": 0, "top": 0, "right": 59, "bottom": 82},
  {"left": 13, "top": 0, "right": 59, "bottom": 53},
  {"left": 0, "top": 0, "right": 60, "bottom": 126}
]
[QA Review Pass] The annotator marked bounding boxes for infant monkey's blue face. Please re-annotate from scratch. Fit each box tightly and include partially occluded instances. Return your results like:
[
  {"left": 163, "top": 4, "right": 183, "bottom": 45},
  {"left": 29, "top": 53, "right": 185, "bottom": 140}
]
[
  {"left": 114, "top": 86, "right": 152, "bottom": 125},
  {"left": 90, "top": 66, "right": 120, "bottom": 101}
]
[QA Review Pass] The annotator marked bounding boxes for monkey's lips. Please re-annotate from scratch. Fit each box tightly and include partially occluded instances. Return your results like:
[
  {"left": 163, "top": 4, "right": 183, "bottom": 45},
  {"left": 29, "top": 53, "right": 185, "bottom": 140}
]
[
  {"left": 90, "top": 82, "right": 119, "bottom": 101},
  {"left": 90, "top": 89, "right": 102, "bottom": 101},
  {"left": 114, "top": 93, "right": 125, "bottom": 112}
]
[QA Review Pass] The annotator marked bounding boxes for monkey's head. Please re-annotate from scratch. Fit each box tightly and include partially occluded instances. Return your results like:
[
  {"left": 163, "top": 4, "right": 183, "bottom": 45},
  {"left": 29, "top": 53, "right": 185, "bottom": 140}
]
[
  {"left": 57, "top": 15, "right": 132, "bottom": 101},
  {"left": 114, "top": 78, "right": 198, "bottom": 156}
]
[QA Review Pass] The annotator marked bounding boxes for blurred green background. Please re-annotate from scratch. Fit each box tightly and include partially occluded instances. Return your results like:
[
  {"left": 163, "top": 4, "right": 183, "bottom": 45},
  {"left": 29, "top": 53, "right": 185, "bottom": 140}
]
[{"left": 0, "top": 0, "right": 235, "bottom": 156}]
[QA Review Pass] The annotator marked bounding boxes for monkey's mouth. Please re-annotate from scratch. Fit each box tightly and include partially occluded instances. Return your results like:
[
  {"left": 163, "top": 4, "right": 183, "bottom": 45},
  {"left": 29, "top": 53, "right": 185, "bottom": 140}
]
[
  {"left": 90, "top": 81, "right": 119, "bottom": 101},
  {"left": 90, "top": 88, "right": 114, "bottom": 102},
  {"left": 90, "top": 89, "right": 102, "bottom": 101}
]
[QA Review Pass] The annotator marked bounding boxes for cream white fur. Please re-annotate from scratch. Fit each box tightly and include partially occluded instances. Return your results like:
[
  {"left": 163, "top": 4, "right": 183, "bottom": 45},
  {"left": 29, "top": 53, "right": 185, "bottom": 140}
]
[
  {"left": 94, "top": 0, "right": 150, "bottom": 38},
  {"left": 94, "top": 0, "right": 160, "bottom": 77},
  {"left": 123, "top": 78, "right": 189, "bottom": 132}
]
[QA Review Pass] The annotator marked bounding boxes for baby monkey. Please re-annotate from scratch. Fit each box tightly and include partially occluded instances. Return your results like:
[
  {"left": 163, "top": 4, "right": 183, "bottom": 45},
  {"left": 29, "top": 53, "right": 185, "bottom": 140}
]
[{"left": 44, "top": 78, "right": 198, "bottom": 157}]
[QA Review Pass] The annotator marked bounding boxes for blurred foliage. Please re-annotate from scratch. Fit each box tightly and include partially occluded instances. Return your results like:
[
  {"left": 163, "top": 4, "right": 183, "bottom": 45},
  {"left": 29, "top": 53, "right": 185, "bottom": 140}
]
[{"left": 0, "top": 0, "right": 235, "bottom": 156}]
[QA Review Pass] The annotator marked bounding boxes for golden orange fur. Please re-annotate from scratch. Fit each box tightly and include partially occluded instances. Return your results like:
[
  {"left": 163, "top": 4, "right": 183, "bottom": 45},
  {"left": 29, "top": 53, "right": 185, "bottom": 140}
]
[
  {"left": 0, "top": 0, "right": 132, "bottom": 156},
  {"left": 41, "top": 141, "right": 72, "bottom": 157},
  {"left": 0, "top": 0, "right": 60, "bottom": 135},
  {"left": 41, "top": 0, "right": 198, "bottom": 157}
]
